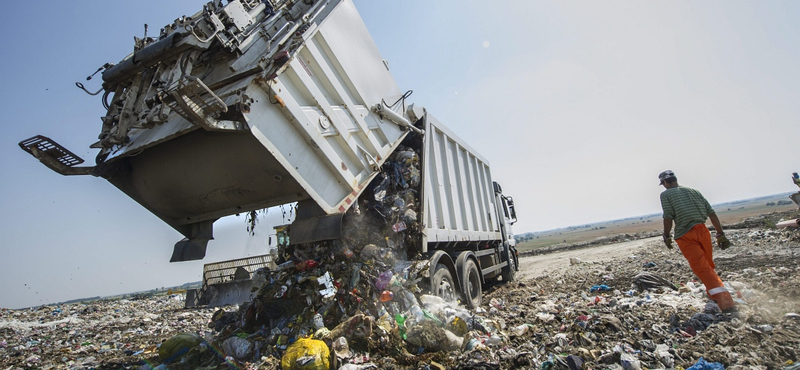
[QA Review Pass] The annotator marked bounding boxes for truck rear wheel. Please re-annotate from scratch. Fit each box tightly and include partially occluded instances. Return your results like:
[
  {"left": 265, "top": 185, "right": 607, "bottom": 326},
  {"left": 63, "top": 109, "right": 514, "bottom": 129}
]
[
  {"left": 501, "top": 247, "right": 517, "bottom": 282},
  {"left": 431, "top": 264, "right": 458, "bottom": 303},
  {"left": 462, "top": 259, "right": 482, "bottom": 309}
]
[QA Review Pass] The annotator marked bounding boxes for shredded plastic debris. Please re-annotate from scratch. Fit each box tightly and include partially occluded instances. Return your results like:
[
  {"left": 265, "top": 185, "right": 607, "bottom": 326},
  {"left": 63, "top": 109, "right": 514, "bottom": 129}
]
[{"left": 1, "top": 212, "right": 799, "bottom": 369}]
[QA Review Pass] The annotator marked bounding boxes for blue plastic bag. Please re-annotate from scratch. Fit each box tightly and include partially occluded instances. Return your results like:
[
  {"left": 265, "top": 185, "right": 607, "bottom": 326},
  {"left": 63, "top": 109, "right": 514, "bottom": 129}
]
[
  {"left": 590, "top": 284, "right": 611, "bottom": 292},
  {"left": 687, "top": 357, "right": 725, "bottom": 370}
]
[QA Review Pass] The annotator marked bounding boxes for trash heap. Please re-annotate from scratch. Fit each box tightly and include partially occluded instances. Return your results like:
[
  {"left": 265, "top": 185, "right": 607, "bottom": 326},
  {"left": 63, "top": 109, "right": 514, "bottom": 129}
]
[
  {"left": 466, "top": 227, "right": 800, "bottom": 370},
  {"left": 3, "top": 213, "right": 800, "bottom": 369},
  {"left": 177, "top": 141, "right": 515, "bottom": 369},
  {"left": 0, "top": 295, "right": 216, "bottom": 369}
]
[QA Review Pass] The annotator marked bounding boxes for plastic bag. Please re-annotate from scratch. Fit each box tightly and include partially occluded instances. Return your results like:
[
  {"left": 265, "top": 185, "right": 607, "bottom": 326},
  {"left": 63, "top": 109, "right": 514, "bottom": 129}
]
[
  {"left": 620, "top": 352, "right": 642, "bottom": 370},
  {"left": 509, "top": 323, "right": 530, "bottom": 336},
  {"left": 158, "top": 332, "right": 203, "bottom": 363},
  {"left": 331, "top": 336, "right": 352, "bottom": 359},
  {"left": 375, "top": 270, "right": 393, "bottom": 290},
  {"left": 634, "top": 271, "right": 678, "bottom": 291},
  {"left": 280, "top": 338, "right": 330, "bottom": 370},
  {"left": 686, "top": 357, "right": 725, "bottom": 370},
  {"left": 372, "top": 174, "right": 390, "bottom": 202},
  {"left": 360, "top": 244, "right": 382, "bottom": 261},
  {"left": 590, "top": 284, "right": 612, "bottom": 292},
  {"left": 222, "top": 336, "right": 253, "bottom": 362}
]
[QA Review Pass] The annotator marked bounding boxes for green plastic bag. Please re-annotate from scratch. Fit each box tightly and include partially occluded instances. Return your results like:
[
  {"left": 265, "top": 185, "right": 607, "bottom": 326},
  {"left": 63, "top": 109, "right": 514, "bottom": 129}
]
[{"left": 158, "top": 332, "right": 203, "bottom": 362}]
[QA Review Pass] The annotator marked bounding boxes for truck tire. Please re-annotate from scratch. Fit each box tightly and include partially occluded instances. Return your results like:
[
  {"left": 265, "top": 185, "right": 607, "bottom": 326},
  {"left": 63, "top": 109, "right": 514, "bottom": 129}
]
[
  {"left": 501, "top": 247, "right": 517, "bottom": 283},
  {"left": 462, "top": 259, "right": 482, "bottom": 309},
  {"left": 431, "top": 264, "right": 458, "bottom": 303}
]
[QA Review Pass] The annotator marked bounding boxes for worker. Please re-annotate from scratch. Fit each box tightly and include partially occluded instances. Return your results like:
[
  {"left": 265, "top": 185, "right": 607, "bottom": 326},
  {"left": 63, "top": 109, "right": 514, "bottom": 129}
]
[
  {"left": 792, "top": 172, "right": 800, "bottom": 189},
  {"left": 658, "top": 170, "right": 737, "bottom": 316}
]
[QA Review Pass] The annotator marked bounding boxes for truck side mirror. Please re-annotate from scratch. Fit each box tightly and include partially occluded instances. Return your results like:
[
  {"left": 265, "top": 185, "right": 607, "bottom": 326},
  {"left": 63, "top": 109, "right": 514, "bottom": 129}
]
[{"left": 506, "top": 197, "right": 517, "bottom": 225}]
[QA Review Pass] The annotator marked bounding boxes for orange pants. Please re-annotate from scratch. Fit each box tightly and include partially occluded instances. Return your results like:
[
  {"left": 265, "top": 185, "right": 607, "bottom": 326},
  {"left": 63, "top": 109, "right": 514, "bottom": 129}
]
[{"left": 676, "top": 224, "right": 735, "bottom": 310}]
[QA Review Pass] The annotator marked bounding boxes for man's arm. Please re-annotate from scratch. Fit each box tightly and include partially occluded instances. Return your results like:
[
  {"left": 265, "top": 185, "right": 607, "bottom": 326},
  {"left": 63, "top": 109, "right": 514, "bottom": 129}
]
[
  {"left": 662, "top": 218, "right": 674, "bottom": 249},
  {"left": 709, "top": 213, "right": 724, "bottom": 235},
  {"left": 663, "top": 218, "right": 673, "bottom": 237}
]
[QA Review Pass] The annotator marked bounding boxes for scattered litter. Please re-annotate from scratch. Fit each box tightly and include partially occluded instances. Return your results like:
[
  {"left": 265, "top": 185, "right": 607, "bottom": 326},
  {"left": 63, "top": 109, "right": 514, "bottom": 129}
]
[
  {"left": 686, "top": 357, "right": 725, "bottom": 370},
  {"left": 590, "top": 284, "right": 612, "bottom": 292},
  {"left": 633, "top": 271, "right": 678, "bottom": 291},
  {"left": 2, "top": 213, "right": 799, "bottom": 369}
]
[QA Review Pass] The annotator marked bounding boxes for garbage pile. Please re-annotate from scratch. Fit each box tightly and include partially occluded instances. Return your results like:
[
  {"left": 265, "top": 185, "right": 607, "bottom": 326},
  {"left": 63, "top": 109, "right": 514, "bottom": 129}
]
[
  {"left": 0, "top": 295, "right": 216, "bottom": 369},
  {"left": 191, "top": 143, "right": 482, "bottom": 369},
  {"left": 474, "top": 226, "right": 800, "bottom": 370},
  {"left": 3, "top": 211, "right": 800, "bottom": 369}
]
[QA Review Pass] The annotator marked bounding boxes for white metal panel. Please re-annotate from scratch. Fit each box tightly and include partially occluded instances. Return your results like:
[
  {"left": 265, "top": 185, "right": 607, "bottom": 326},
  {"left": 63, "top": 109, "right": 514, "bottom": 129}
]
[
  {"left": 456, "top": 146, "right": 474, "bottom": 232},
  {"left": 470, "top": 155, "right": 488, "bottom": 232},
  {"left": 316, "top": 0, "right": 403, "bottom": 105},
  {"left": 246, "top": 0, "right": 407, "bottom": 214},
  {"left": 422, "top": 112, "right": 501, "bottom": 245}
]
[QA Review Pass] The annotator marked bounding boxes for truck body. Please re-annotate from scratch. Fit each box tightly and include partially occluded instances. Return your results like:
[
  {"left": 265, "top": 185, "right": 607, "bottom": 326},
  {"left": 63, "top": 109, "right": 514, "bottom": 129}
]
[{"left": 20, "top": 0, "right": 518, "bottom": 307}]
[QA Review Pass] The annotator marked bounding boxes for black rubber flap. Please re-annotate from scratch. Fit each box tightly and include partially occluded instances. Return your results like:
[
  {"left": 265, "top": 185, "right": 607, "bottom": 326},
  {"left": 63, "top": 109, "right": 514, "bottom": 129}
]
[
  {"left": 171, "top": 238, "right": 209, "bottom": 262},
  {"left": 290, "top": 213, "right": 344, "bottom": 244}
]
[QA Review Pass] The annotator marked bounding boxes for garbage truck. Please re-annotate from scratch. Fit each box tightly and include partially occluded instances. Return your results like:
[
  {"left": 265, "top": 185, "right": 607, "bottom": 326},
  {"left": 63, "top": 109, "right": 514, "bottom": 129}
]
[{"left": 19, "top": 0, "right": 518, "bottom": 308}]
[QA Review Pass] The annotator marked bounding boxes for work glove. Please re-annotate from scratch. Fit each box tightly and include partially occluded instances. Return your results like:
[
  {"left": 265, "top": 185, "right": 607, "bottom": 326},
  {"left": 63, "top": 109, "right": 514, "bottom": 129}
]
[
  {"left": 716, "top": 234, "right": 731, "bottom": 250},
  {"left": 662, "top": 234, "right": 673, "bottom": 249}
]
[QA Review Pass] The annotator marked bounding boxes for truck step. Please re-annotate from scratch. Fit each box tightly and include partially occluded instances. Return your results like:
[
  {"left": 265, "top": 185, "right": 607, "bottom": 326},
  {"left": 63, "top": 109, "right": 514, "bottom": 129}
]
[{"left": 19, "top": 135, "right": 85, "bottom": 167}]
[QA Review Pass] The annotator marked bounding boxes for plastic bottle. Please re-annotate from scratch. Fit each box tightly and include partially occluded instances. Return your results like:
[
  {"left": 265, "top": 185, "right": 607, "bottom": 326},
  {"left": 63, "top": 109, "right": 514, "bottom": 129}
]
[
  {"left": 409, "top": 305, "right": 424, "bottom": 321},
  {"left": 395, "top": 314, "right": 407, "bottom": 340},
  {"left": 380, "top": 291, "right": 394, "bottom": 302},
  {"left": 484, "top": 335, "right": 503, "bottom": 347}
]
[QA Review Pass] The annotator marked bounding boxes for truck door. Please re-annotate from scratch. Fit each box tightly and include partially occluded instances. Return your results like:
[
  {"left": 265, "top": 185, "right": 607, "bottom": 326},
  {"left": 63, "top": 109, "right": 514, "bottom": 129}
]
[{"left": 501, "top": 196, "right": 518, "bottom": 245}]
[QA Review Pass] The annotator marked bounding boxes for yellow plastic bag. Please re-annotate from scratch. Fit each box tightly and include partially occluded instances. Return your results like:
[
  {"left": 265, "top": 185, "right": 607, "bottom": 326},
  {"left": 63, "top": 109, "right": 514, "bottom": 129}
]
[{"left": 280, "top": 338, "right": 330, "bottom": 370}]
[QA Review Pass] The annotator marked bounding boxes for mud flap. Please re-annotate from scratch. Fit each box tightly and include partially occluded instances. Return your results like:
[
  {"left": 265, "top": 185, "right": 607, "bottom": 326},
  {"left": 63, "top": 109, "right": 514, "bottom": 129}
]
[
  {"left": 290, "top": 214, "right": 343, "bottom": 244},
  {"left": 171, "top": 238, "right": 209, "bottom": 262},
  {"left": 171, "top": 219, "right": 214, "bottom": 262}
]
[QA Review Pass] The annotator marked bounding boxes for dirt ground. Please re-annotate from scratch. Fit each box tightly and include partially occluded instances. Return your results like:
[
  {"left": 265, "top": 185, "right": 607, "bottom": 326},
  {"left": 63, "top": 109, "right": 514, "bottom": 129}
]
[{"left": 517, "top": 237, "right": 660, "bottom": 281}]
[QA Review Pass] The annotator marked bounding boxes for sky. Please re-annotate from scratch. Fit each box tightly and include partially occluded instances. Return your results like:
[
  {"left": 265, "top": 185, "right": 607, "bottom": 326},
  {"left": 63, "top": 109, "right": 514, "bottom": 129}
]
[{"left": 2, "top": 1, "right": 799, "bottom": 309}]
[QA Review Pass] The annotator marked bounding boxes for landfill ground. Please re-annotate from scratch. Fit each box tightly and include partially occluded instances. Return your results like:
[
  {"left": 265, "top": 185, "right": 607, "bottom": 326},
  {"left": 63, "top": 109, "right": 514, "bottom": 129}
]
[{"left": 1, "top": 211, "right": 799, "bottom": 370}]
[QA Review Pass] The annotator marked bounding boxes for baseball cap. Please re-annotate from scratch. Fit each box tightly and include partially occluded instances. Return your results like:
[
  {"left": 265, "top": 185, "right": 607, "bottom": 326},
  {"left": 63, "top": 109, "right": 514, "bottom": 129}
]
[{"left": 658, "top": 170, "right": 675, "bottom": 184}]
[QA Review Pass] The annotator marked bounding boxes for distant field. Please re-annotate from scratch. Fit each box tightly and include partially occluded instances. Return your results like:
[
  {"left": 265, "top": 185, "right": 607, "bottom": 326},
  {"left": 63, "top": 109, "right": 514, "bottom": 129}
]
[{"left": 516, "top": 193, "right": 798, "bottom": 253}]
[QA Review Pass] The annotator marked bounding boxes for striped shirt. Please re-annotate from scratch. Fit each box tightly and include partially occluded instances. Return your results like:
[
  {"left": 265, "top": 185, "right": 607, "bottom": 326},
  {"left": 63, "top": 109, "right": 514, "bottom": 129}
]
[{"left": 660, "top": 185, "right": 715, "bottom": 239}]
